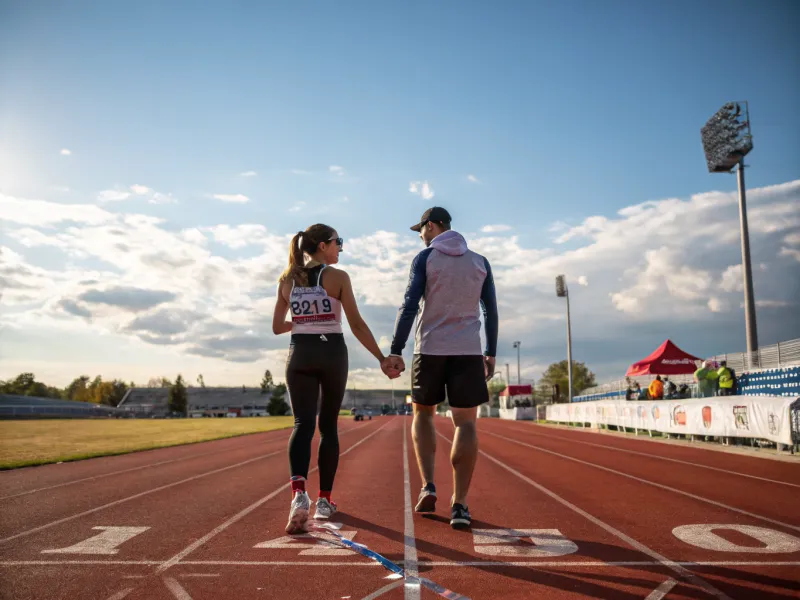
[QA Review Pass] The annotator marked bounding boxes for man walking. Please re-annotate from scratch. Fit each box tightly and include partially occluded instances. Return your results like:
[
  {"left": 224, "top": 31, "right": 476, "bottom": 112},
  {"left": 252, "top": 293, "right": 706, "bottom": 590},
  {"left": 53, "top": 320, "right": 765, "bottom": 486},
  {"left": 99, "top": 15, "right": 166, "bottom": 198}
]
[{"left": 387, "top": 206, "right": 498, "bottom": 530}]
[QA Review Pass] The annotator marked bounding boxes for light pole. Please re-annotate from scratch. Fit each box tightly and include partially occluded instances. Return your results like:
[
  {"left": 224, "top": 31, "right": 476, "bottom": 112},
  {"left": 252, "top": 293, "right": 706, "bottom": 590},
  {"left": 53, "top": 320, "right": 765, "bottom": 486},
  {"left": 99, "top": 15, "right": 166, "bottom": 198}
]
[
  {"left": 701, "top": 101, "right": 758, "bottom": 368},
  {"left": 556, "top": 275, "right": 573, "bottom": 403},
  {"left": 512, "top": 341, "right": 521, "bottom": 385},
  {"left": 505, "top": 363, "right": 510, "bottom": 385}
]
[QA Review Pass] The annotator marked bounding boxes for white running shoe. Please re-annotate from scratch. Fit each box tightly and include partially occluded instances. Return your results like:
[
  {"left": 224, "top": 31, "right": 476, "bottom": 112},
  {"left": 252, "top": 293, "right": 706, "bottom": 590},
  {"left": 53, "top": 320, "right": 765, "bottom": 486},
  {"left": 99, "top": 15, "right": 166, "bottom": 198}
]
[
  {"left": 285, "top": 491, "right": 310, "bottom": 534},
  {"left": 314, "top": 497, "right": 337, "bottom": 520}
]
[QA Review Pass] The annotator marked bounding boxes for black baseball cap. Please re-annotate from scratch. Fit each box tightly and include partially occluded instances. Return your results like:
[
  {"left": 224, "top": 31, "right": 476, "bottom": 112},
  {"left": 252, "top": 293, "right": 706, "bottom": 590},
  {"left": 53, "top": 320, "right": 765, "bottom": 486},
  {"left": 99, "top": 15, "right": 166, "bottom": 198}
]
[{"left": 410, "top": 206, "right": 452, "bottom": 232}]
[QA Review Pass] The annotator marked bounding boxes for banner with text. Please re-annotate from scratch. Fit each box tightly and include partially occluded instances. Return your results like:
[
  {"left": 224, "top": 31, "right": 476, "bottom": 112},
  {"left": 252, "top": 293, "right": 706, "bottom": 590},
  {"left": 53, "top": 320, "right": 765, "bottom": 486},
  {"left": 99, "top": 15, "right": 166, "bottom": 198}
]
[{"left": 546, "top": 396, "right": 798, "bottom": 446}]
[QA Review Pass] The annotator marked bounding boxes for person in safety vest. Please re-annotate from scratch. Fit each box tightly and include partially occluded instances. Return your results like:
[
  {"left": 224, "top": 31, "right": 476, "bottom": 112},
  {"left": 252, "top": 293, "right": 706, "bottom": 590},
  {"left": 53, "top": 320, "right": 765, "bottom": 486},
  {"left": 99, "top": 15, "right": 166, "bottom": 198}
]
[
  {"left": 716, "top": 360, "right": 734, "bottom": 396},
  {"left": 648, "top": 375, "right": 664, "bottom": 400},
  {"left": 694, "top": 361, "right": 715, "bottom": 398}
]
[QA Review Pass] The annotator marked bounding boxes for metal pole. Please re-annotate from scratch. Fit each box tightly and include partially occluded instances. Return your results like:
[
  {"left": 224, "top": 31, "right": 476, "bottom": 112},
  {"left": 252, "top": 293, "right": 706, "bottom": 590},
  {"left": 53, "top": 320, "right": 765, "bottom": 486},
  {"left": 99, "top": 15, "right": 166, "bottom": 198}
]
[
  {"left": 566, "top": 292, "right": 573, "bottom": 403},
  {"left": 505, "top": 363, "right": 510, "bottom": 384},
  {"left": 516, "top": 344, "right": 521, "bottom": 385},
  {"left": 737, "top": 160, "right": 759, "bottom": 368}
]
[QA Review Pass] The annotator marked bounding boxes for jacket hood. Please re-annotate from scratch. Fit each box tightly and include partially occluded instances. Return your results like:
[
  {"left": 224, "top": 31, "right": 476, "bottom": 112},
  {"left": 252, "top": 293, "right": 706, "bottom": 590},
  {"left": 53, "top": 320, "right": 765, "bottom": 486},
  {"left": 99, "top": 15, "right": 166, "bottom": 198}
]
[{"left": 430, "top": 230, "right": 468, "bottom": 256}]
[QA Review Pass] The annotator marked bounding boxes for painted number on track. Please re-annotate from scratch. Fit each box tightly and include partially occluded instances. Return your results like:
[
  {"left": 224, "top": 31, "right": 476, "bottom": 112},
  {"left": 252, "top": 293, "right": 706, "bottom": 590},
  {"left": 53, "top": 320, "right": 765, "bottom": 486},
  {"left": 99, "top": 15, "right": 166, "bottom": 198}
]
[
  {"left": 254, "top": 527, "right": 357, "bottom": 556},
  {"left": 41, "top": 526, "right": 150, "bottom": 555},
  {"left": 673, "top": 524, "right": 800, "bottom": 554},
  {"left": 472, "top": 529, "right": 578, "bottom": 557}
]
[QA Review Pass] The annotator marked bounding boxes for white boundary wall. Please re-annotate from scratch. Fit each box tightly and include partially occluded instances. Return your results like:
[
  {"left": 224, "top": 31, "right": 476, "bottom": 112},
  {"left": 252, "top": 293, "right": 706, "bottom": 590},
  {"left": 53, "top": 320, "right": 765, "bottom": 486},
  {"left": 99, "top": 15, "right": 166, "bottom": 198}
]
[{"left": 546, "top": 395, "right": 798, "bottom": 446}]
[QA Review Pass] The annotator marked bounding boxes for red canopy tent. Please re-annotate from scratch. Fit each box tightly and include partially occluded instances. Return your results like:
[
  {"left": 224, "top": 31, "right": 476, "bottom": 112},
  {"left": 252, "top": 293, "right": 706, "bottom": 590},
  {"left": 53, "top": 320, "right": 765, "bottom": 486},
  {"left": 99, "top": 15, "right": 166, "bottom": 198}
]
[{"left": 625, "top": 340, "right": 702, "bottom": 376}]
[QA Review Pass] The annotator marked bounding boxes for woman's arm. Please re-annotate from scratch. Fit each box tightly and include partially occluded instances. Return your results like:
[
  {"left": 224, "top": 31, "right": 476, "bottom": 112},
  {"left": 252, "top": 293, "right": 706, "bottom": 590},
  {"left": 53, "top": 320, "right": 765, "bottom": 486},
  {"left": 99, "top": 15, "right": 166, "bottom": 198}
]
[
  {"left": 272, "top": 281, "right": 293, "bottom": 335},
  {"left": 338, "top": 271, "right": 385, "bottom": 362}
]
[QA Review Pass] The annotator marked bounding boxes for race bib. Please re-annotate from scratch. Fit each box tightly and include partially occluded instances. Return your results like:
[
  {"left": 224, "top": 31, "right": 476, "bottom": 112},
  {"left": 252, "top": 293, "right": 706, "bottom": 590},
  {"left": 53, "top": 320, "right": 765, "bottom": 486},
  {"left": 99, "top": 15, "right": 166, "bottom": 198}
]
[{"left": 289, "top": 286, "right": 336, "bottom": 323}]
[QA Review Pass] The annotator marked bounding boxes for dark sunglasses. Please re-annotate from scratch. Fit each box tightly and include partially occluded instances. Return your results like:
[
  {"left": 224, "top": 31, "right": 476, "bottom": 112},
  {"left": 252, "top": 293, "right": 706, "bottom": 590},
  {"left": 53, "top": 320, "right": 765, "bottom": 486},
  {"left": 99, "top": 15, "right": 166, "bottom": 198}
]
[{"left": 328, "top": 236, "right": 344, "bottom": 248}]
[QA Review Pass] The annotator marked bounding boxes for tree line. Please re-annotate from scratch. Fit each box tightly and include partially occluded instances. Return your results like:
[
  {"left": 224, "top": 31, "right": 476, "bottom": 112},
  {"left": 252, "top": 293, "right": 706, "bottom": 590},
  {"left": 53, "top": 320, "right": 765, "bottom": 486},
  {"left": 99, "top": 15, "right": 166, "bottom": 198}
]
[{"left": 0, "top": 368, "right": 287, "bottom": 412}]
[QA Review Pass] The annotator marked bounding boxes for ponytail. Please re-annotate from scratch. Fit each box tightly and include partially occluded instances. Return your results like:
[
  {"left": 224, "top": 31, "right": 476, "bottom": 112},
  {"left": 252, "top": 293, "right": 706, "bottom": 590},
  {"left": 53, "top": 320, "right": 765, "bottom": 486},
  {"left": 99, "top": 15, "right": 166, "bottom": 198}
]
[{"left": 277, "top": 223, "right": 337, "bottom": 285}]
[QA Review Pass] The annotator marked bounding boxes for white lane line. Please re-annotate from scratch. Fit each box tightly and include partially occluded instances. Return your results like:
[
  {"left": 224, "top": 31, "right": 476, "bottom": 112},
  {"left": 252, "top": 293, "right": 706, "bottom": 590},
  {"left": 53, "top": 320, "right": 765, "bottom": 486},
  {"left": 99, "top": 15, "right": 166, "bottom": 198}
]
[
  {"left": 163, "top": 576, "right": 193, "bottom": 600},
  {"left": 0, "top": 422, "right": 365, "bottom": 502},
  {"left": 0, "top": 560, "right": 161, "bottom": 565},
  {"left": 3, "top": 559, "right": 799, "bottom": 567},
  {"left": 360, "top": 580, "right": 404, "bottom": 600},
  {"left": 484, "top": 430, "right": 800, "bottom": 534},
  {"left": 178, "top": 573, "right": 220, "bottom": 578},
  {"left": 646, "top": 578, "right": 678, "bottom": 600},
  {"left": 122, "top": 575, "right": 146, "bottom": 579},
  {"left": 521, "top": 426, "right": 800, "bottom": 489},
  {"left": 0, "top": 448, "right": 225, "bottom": 502},
  {"left": 403, "top": 416, "right": 420, "bottom": 600},
  {"left": 439, "top": 432, "right": 733, "bottom": 600},
  {"left": 0, "top": 424, "right": 371, "bottom": 545},
  {"left": 104, "top": 588, "right": 134, "bottom": 600},
  {"left": 155, "top": 421, "right": 391, "bottom": 574},
  {"left": 0, "top": 451, "right": 279, "bottom": 544}
]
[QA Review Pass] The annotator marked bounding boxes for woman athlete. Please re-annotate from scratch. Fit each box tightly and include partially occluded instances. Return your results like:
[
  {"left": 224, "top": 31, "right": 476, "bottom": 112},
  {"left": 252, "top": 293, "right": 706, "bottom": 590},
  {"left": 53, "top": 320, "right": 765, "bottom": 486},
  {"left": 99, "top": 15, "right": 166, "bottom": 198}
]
[{"left": 272, "top": 223, "right": 399, "bottom": 534}]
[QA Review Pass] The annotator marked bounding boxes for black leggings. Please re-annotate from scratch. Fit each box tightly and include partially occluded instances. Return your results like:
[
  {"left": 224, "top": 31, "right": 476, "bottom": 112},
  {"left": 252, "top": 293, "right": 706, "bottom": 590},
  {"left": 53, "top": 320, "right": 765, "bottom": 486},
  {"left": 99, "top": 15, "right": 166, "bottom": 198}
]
[{"left": 285, "top": 334, "right": 349, "bottom": 492}]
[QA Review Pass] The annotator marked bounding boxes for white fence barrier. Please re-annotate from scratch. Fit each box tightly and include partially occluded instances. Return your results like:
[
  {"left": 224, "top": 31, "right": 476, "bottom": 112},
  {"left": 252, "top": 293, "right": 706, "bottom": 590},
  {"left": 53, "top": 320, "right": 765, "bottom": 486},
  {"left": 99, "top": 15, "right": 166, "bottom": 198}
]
[{"left": 546, "top": 396, "right": 798, "bottom": 447}]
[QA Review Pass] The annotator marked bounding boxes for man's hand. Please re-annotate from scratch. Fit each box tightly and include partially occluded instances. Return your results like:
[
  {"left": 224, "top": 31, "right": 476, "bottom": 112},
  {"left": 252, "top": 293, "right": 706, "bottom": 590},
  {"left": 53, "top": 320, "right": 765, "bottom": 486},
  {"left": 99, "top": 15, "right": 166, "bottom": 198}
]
[
  {"left": 484, "top": 356, "right": 496, "bottom": 381},
  {"left": 381, "top": 355, "right": 405, "bottom": 379}
]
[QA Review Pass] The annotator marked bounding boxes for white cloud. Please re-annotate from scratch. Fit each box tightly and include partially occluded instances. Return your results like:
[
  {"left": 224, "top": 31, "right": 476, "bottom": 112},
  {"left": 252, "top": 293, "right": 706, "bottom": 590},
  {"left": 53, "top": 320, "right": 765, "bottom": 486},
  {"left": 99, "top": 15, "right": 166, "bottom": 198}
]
[
  {"left": 339, "top": 196, "right": 350, "bottom": 203},
  {"left": 239, "top": 171, "right": 258, "bottom": 177},
  {"left": 707, "top": 297, "right": 727, "bottom": 313},
  {"left": 329, "top": 165, "right": 344, "bottom": 176},
  {"left": 204, "top": 224, "right": 269, "bottom": 249},
  {"left": 481, "top": 224, "right": 512, "bottom": 233},
  {"left": 148, "top": 192, "right": 177, "bottom": 205},
  {"left": 0, "top": 194, "right": 114, "bottom": 226},
  {"left": 409, "top": 180, "right": 435, "bottom": 200},
  {"left": 60, "top": 149, "right": 71, "bottom": 156},
  {"left": 288, "top": 201, "right": 306, "bottom": 213},
  {"left": 780, "top": 247, "right": 800, "bottom": 263},
  {"left": 2, "top": 179, "right": 799, "bottom": 388},
  {"left": 467, "top": 174, "right": 480, "bottom": 184},
  {"left": 577, "top": 276, "right": 588, "bottom": 286},
  {"left": 130, "top": 184, "right": 150, "bottom": 195},
  {"left": 98, "top": 189, "right": 131, "bottom": 202},
  {"left": 212, "top": 194, "right": 249, "bottom": 204},
  {"left": 719, "top": 265, "right": 743, "bottom": 292}
]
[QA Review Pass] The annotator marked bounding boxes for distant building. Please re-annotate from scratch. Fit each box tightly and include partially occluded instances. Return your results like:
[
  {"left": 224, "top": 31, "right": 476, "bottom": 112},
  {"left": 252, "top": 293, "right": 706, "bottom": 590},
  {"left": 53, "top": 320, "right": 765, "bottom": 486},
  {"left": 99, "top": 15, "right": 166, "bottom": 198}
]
[{"left": 118, "top": 386, "right": 407, "bottom": 418}]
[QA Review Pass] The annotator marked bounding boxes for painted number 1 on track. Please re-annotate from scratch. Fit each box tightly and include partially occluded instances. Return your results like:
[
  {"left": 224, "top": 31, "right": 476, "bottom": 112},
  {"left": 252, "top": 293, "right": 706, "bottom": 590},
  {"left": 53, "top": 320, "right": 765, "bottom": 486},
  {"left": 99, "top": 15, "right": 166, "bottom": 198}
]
[{"left": 41, "top": 526, "right": 150, "bottom": 555}]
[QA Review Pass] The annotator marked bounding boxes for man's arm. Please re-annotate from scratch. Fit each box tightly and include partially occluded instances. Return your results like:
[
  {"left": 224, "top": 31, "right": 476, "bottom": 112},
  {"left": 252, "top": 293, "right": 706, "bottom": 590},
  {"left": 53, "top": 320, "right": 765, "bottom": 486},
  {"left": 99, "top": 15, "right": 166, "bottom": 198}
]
[
  {"left": 390, "top": 248, "right": 431, "bottom": 357},
  {"left": 480, "top": 257, "right": 498, "bottom": 357}
]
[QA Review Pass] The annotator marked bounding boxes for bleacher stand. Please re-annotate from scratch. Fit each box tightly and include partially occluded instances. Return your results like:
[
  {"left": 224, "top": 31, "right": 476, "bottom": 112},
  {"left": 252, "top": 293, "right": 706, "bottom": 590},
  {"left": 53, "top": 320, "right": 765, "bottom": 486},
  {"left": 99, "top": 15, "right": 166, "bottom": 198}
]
[{"left": 0, "top": 394, "right": 119, "bottom": 419}]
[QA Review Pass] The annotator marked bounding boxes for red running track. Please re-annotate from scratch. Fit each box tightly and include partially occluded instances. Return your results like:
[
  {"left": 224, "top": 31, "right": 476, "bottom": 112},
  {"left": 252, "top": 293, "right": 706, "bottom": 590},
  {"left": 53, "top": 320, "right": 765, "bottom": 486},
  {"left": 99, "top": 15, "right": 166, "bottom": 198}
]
[{"left": 1, "top": 416, "right": 799, "bottom": 600}]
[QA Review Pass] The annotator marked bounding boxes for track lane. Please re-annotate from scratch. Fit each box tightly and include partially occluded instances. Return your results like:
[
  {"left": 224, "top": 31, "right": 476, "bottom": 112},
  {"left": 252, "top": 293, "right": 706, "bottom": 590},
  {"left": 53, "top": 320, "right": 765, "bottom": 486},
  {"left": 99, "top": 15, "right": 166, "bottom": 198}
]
[
  {"left": 478, "top": 420, "right": 800, "bottom": 528},
  {"left": 0, "top": 422, "right": 370, "bottom": 542},
  {"left": 524, "top": 422, "right": 800, "bottom": 485},
  {"left": 406, "top": 418, "right": 698, "bottom": 600},
  {"left": 0, "top": 424, "right": 306, "bottom": 499},
  {"left": 121, "top": 417, "right": 402, "bottom": 600},
  {"left": 470, "top": 419, "right": 800, "bottom": 600}
]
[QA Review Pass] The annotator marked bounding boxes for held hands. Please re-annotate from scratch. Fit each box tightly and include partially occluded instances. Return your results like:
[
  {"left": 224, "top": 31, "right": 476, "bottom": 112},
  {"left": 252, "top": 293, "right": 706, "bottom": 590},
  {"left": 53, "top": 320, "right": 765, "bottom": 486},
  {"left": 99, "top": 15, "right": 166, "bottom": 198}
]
[
  {"left": 380, "top": 355, "right": 405, "bottom": 380},
  {"left": 484, "top": 356, "right": 496, "bottom": 381}
]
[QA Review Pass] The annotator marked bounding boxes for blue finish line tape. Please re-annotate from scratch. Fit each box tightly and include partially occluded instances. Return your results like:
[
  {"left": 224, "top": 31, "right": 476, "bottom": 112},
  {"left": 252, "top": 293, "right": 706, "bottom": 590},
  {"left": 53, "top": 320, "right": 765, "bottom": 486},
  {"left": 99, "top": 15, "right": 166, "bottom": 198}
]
[{"left": 310, "top": 522, "right": 471, "bottom": 600}]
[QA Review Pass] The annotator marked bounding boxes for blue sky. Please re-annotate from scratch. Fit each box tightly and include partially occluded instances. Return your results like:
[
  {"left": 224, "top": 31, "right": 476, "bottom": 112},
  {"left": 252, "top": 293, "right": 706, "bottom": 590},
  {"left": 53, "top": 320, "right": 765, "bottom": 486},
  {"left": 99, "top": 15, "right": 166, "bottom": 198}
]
[{"left": 1, "top": 1, "right": 798, "bottom": 388}]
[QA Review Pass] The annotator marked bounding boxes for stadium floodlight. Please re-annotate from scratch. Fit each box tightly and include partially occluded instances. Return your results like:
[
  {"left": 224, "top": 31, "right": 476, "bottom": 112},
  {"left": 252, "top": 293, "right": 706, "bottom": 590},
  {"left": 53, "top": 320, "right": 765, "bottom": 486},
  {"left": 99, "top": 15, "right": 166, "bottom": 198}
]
[
  {"left": 512, "top": 341, "right": 521, "bottom": 385},
  {"left": 555, "top": 275, "right": 573, "bottom": 402},
  {"left": 700, "top": 101, "right": 758, "bottom": 367}
]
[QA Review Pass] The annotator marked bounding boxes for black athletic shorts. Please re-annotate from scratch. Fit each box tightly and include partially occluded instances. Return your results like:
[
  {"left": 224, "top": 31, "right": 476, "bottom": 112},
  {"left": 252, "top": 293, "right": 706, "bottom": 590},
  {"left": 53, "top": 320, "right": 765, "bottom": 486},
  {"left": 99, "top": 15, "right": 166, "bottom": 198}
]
[{"left": 411, "top": 354, "right": 489, "bottom": 409}]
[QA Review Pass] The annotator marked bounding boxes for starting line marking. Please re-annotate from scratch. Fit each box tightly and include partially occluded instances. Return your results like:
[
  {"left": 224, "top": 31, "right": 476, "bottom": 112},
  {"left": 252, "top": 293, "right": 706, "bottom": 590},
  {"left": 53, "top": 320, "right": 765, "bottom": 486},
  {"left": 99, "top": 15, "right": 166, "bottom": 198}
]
[
  {"left": 42, "top": 526, "right": 150, "bottom": 555},
  {"left": 472, "top": 528, "right": 578, "bottom": 557},
  {"left": 254, "top": 526, "right": 358, "bottom": 555},
  {"left": 673, "top": 524, "right": 800, "bottom": 554},
  {"left": 3, "top": 560, "right": 800, "bottom": 567}
]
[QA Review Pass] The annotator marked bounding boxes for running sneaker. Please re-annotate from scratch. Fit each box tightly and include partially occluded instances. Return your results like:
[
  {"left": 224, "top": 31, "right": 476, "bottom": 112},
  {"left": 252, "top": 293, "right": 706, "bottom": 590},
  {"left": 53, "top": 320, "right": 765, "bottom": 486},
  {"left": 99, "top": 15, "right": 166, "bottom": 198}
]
[
  {"left": 414, "top": 483, "right": 437, "bottom": 513},
  {"left": 285, "top": 491, "right": 311, "bottom": 534},
  {"left": 450, "top": 503, "right": 471, "bottom": 530},
  {"left": 314, "top": 497, "right": 337, "bottom": 520}
]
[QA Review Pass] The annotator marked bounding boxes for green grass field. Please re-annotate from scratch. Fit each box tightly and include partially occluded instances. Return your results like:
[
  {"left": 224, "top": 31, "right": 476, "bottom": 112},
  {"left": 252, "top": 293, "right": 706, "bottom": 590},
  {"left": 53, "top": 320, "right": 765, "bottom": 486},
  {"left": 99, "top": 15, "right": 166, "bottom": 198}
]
[{"left": 0, "top": 417, "right": 295, "bottom": 470}]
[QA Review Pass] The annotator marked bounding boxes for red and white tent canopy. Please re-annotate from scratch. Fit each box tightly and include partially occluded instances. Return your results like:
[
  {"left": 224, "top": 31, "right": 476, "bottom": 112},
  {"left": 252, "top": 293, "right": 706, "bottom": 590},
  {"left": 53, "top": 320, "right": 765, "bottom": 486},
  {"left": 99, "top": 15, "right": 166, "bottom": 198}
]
[{"left": 625, "top": 340, "right": 702, "bottom": 376}]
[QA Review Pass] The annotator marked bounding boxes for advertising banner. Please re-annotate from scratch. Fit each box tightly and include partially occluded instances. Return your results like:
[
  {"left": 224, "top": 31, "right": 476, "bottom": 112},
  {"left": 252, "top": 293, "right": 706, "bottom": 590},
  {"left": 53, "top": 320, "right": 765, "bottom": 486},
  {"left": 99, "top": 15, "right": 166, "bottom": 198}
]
[{"left": 546, "top": 396, "right": 797, "bottom": 446}]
